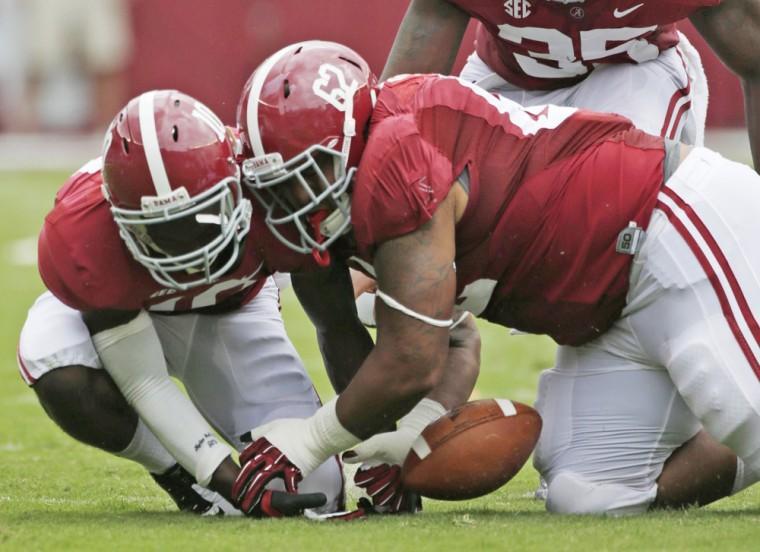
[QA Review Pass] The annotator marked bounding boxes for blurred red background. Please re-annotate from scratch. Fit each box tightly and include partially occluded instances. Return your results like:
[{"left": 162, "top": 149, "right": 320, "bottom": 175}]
[{"left": 122, "top": 0, "right": 747, "bottom": 127}]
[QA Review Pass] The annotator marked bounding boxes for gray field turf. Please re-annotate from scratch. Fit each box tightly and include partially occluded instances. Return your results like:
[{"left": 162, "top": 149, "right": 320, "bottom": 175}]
[{"left": 1, "top": 140, "right": 758, "bottom": 550}]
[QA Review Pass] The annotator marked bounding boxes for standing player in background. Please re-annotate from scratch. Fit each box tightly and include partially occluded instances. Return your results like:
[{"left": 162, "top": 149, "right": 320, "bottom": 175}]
[
  {"left": 381, "top": 0, "right": 760, "bottom": 167},
  {"left": 18, "top": 90, "right": 346, "bottom": 517},
  {"left": 234, "top": 41, "right": 760, "bottom": 515}
]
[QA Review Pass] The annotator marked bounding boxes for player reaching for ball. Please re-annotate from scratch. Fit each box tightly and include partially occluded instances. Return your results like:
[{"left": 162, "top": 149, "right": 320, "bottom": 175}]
[
  {"left": 19, "top": 90, "right": 344, "bottom": 517},
  {"left": 231, "top": 40, "right": 760, "bottom": 515}
]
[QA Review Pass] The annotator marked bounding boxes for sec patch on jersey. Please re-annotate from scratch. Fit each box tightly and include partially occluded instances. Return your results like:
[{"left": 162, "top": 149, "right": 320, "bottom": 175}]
[{"left": 401, "top": 399, "right": 541, "bottom": 500}]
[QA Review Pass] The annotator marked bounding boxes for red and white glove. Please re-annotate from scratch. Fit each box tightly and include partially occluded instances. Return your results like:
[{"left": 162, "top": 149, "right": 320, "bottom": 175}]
[
  {"left": 343, "top": 398, "right": 446, "bottom": 467},
  {"left": 232, "top": 438, "right": 324, "bottom": 517},
  {"left": 353, "top": 463, "right": 422, "bottom": 513},
  {"left": 342, "top": 398, "right": 445, "bottom": 513},
  {"left": 234, "top": 397, "right": 360, "bottom": 516}
]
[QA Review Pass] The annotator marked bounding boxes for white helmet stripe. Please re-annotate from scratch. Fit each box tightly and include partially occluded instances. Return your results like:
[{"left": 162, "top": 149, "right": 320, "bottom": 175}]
[
  {"left": 246, "top": 44, "right": 303, "bottom": 157},
  {"left": 192, "top": 100, "right": 226, "bottom": 141},
  {"left": 138, "top": 91, "right": 172, "bottom": 196}
]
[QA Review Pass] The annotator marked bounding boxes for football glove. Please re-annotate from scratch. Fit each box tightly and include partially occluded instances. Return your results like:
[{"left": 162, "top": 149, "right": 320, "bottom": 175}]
[
  {"left": 353, "top": 463, "right": 422, "bottom": 513},
  {"left": 342, "top": 398, "right": 446, "bottom": 467},
  {"left": 232, "top": 438, "right": 326, "bottom": 517},
  {"left": 235, "top": 398, "right": 361, "bottom": 517},
  {"left": 241, "top": 397, "right": 360, "bottom": 478}
]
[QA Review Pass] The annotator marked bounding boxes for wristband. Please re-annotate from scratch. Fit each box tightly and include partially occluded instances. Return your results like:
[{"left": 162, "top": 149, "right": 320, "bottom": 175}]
[
  {"left": 399, "top": 398, "right": 447, "bottom": 434},
  {"left": 307, "top": 396, "right": 362, "bottom": 462}
]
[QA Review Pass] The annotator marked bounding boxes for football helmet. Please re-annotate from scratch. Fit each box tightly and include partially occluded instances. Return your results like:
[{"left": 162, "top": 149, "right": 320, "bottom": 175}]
[
  {"left": 102, "top": 90, "right": 252, "bottom": 290},
  {"left": 237, "top": 40, "right": 377, "bottom": 264}
]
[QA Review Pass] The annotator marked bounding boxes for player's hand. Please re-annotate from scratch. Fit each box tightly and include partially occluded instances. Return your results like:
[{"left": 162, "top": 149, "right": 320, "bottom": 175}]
[
  {"left": 353, "top": 463, "right": 421, "bottom": 514},
  {"left": 342, "top": 426, "right": 418, "bottom": 467},
  {"left": 342, "top": 428, "right": 420, "bottom": 513},
  {"left": 342, "top": 397, "right": 447, "bottom": 467},
  {"left": 236, "top": 399, "right": 362, "bottom": 517},
  {"left": 243, "top": 398, "right": 360, "bottom": 478},
  {"left": 232, "top": 438, "right": 326, "bottom": 517}
]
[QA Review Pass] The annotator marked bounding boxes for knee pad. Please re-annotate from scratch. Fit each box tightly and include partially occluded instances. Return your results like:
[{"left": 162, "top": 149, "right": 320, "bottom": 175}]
[{"left": 546, "top": 472, "right": 655, "bottom": 515}]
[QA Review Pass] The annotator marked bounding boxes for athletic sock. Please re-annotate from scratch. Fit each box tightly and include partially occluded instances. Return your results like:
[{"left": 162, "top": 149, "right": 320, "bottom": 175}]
[
  {"left": 730, "top": 457, "right": 760, "bottom": 495},
  {"left": 115, "top": 418, "right": 176, "bottom": 475}
]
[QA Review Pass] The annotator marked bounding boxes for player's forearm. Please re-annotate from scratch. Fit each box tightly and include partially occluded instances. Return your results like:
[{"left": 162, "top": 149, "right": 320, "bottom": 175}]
[
  {"left": 380, "top": 0, "right": 469, "bottom": 81},
  {"left": 334, "top": 191, "right": 459, "bottom": 439},
  {"left": 335, "top": 337, "right": 448, "bottom": 439},
  {"left": 317, "top": 324, "right": 374, "bottom": 393},
  {"left": 692, "top": 0, "right": 760, "bottom": 171},
  {"left": 426, "top": 314, "right": 481, "bottom": 410},
  {"left": 90, "top": 311, "right": 234, "bottom": 489},
  {"left": 293, "top": 263, "right": 374, "bottom": 393},
  {"left": 690, "top": 0, "right": 760, "bottom": 79}
]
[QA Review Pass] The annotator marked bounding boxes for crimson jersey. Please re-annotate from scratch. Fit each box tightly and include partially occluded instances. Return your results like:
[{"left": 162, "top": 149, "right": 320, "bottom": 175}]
[
  {"left": 447, "top": 0, "right": 720, "bottom": 89},
  {"left": 38, "top": 158, "right": 267, "bottom": 312},
  {"left": 352, "top": 75, "right": 666, "bottom": 345}
]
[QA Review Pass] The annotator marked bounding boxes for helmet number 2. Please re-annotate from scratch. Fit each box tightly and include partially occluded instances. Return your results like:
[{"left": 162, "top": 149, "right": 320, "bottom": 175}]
[{"left": 312, "top": 64, "right": 358, "bottom": 113}]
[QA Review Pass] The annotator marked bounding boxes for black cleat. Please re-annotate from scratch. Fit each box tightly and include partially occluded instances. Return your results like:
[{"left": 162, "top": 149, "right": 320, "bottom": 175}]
[{"left": 151, "top": 464, "right": 226, "bottom": 515}]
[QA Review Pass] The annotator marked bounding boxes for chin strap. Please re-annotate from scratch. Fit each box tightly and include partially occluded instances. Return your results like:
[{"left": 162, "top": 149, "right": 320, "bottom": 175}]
[
  {"left": 308, "top": 210, "right": 332, "bottom": 267},
  {"left": 312, "top": 248, "right": 331, "bottom": 267}
]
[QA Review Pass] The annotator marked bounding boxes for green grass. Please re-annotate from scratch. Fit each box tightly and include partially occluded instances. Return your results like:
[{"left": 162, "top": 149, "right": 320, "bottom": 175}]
[{"left": 1, "top": 171, "right": 758, "bottom": 551}]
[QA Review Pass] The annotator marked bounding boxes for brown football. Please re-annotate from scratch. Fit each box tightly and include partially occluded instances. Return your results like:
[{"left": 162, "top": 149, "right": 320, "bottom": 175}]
[{"left": 401, "top": 399, "right": 542, "bottom": 500}]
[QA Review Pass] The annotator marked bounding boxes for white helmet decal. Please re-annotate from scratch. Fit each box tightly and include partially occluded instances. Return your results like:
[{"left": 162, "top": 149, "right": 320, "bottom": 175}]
[{"left": 312, "top": 63, "right": 359, "bottom": 113}]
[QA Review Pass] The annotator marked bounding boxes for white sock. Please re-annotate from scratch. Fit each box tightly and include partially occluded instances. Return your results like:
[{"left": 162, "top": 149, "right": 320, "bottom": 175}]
[
  {"left": 115, "top": 419, "right": 176, "bottom": 475},
  {"left": 730, "top": 457, "right": 760, "bottom": 495}
]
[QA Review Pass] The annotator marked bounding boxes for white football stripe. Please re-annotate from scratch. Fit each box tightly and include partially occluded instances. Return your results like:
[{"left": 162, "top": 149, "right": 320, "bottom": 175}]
[
  {"left": 246, "top": 47, "right": 293, "bottom": 157},
  {"left": 495, "top": 399, "right": 517, "bottom": 417},
  {"left": 657, "top": 191, "right": 760, "bottom": 367},
  {"left": 245, "top": 41, "right": 337, "bottom": 157},
  {"left": 192, "top": 100, "right": 226, "bottom": 141},
  {"left": 411, "top": 435, "right": 432, "bottom": 460},
  {"left": 664, "top": 95, "right": 690, "bottom": 140},
  {"left": 138, "top": 91, "right": 172, "bottom": 196},
  {"left": 454, "top": 77, "right": 577, "bottom": 136}
]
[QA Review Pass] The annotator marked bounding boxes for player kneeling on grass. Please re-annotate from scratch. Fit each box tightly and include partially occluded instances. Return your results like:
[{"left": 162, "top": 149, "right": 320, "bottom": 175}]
[
  {"left": 17, "top": 90, "right": 343, "bottom": 517},
  {"left": 231, "top": 40, "right": 760, "bottom": 515}
]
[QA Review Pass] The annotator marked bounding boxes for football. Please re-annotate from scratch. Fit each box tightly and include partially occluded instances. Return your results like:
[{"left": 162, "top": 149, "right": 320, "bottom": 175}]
[{"left": 401, "top": 399, "right": 542, "bottom": 500}]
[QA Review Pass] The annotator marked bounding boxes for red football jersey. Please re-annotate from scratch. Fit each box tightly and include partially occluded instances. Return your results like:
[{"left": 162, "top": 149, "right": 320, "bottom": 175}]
[
  {"left": 38, "top": 159, "right": 267, "bottom": 312},
  {"left": 448, "top": 0, "right": 720, "bottom": 89},
  {"left": 352, "top": 75, "right": 666, "bottom": 345}
]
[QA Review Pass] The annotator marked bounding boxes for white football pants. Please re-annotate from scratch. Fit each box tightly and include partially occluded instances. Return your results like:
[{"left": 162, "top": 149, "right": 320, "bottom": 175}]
[
  {"left": 534, "top": 148, "right": 760, "bottom": 514},
  {"left": 460, "top": 32, "right": 706, "bottom": 146},
  {"left": 18, "top": 278, "right": 344, "bottom": 510}
]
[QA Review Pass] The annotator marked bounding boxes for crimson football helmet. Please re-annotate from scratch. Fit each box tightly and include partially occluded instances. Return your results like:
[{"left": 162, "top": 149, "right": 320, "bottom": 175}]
[
  {"left": 102, "top": 90, "right": 252, "bottom": 289},
  {"left": 237, "top": 40, "right": 377, "bottom": 263}
]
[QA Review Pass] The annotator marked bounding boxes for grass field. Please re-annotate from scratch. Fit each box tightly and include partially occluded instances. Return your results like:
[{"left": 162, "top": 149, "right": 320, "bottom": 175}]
[{"left": 1, "top": 170, "right": 759, "bottom": 551}]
